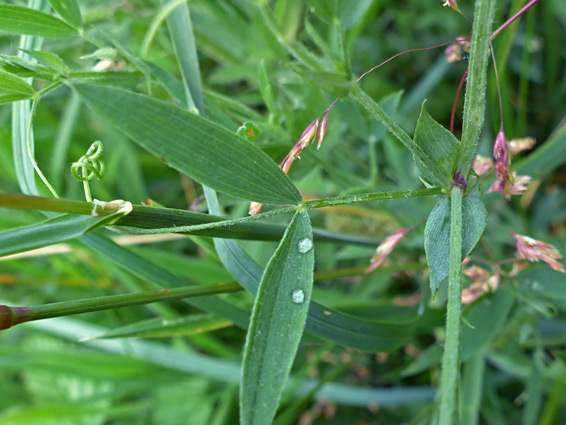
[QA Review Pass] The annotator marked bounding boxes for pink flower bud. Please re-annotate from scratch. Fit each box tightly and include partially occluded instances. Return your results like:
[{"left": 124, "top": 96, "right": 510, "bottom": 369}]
[
  {"left": 512, "top": 233, "right": 565, "bottom": 273},
  {"left": 472, "top": 156, "right": 494, "bottom": 176},
  {"left": 249, "top": 201, "right": 264, "bottom": 216},
  {"left": 317, "top": 115, "right": 328, "bottom": 150},
  {"left": 490, "top": 129, "right": 513, "bottom": 200},
  {"left": 508, "top": 137, "right": 536, "bottom": 154},
  {"left": 367, "top": 227, "right": 412, "bottom": 273},
  {"left": 445, "top": 45, "right": 462, "bottom": 63},
  {"left": 299, "top": 120, "right": 319, "bottom": 149},
  {"left": 442, "top": 0, "right": 459, "bottom": 10}
]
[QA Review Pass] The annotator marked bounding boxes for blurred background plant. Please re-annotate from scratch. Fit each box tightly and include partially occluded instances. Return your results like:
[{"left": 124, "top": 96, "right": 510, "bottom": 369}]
[{"left": 0, "top": 0, "right": 565, "bottom": 424}]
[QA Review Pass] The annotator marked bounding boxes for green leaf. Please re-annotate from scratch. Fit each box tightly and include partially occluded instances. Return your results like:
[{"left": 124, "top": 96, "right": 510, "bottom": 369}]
[
  {"left": 0, "top": 5, "right": 77, "bottom": 38},
  {"left": 413, "top": 102, "right": 459, "bottom": 186},
  {"left": 21, "top": 50, "right": 69, "bottom": 75},
  {"left": 0, "top": 54, "right": 38, "bottom": 78},
  {"left": 425, "top": 187, "right": 487, "bottom": 295},
  {"left": 307, "top": 0, "right": 372, "bottom": 29},
  {"left": 205, "top": 187, "right": 413, "bottom": 352},
  {"left": 240, "top": 211, "right": 314, "bottom": 425},
  {"left": 93, "top": 314, "right": 232, "bottom": 340},
  {"left": 0, "top": 70, "right": 36, "bottom": 104},
  {"left": 0, "top": 205, "right": 131, "bottom": 258},
  {"left": 258, "top": 60, "right": 276, "bottom": 114},
  {"left": 289, "top": 63, "right": 353, "bottom": 97},
  {"left": 71, "top": 82, "right": 301, "bottom": 205},
  {"left": 47, "top": 0, "right": 82, "bottom": 27}
]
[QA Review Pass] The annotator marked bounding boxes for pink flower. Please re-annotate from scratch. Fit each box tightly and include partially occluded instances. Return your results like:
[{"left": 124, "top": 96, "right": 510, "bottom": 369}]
[
  {"left": 445, "top": 45, "right": 462, "bottom": 63},
  {"left": 512, "top": 233, "right": 565, "bottom": 273},
  {"left": 473, "top": 156, "right": 494, "bottom": 176},
  {"left": 509, "top": 137, "right": 536, "bottom": 154},
  {"left": 367, "top": 227, "right": 412, "bottom": 273},
  {"left": 509, "top": 173, "right": 531, "bottom": 195},
  {"left": 490, "top": 129, "right": 513, "bottom": 199},
  {"left": 442, "top": 0, "right": 459, "bottom": 11},
  {"left": 461, "top": 266, "right": 500, "bottom": 304}
]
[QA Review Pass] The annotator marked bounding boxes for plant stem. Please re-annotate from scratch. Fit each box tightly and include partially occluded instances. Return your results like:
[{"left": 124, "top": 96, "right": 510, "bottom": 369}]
[
  {"left": 303, "top": 187, "right": 443, "bottom": 209},
  {"left": 349, "top": 86, "right": 451, "bottom": 188},
  {"left": 454, "top": 0, "right": 496, "bottom": 181},
  {"left": 438, "top": 185, "right": 463, "bottom": 425},
  {"left": 0, "top": 281, "right": 242, "bottom": 330}
]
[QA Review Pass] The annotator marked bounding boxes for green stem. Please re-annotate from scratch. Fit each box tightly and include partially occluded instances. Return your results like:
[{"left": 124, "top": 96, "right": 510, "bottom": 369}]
[
  {"left": 303, "top": 187, "right": 442, "bottom": 209},
  {"left": 455, "top": 0, "right": 496, "bottom": 181},
  {"left": 349, "top": 86, "right": 451, "bottom": 187},
  {"left": 438, "top": 185, "right": 463, "bottom": 425},
  {"left": 0, "top": 281, "right": 242, "bottom": 330}
]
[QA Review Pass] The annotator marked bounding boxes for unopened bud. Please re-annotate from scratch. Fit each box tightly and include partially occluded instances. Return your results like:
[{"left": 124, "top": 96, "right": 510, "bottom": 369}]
[
  {"left": 442, "top": 0, "right": 459, "bottom": 11},
  {"left": 445, "top": 45, "right": 462, "bottom": 63},
  {"left": 317, "top": 115, "right": 328, "bottom": 150},
  {"left": 299, "top": 120, "right": 319, "bottom": 148},
  {"left": 249, "top": 202, "right": 264, "bottom": 216}
]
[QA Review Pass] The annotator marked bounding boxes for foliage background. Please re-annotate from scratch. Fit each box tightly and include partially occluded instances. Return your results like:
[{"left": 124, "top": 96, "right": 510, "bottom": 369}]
[{"left": 0, "top": 0, "right": 565, "bottom": 423}]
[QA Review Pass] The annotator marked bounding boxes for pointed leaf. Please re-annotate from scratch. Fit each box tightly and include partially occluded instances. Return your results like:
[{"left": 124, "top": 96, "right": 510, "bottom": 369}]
[
  {"left": 241, "top": 211, "right": 314, "bottom": 425},
  {"left": 289, "top": 64, "right": 353, "bottom": 97},
  {"left": 0, "top": 70, "right": 36, "bottom": 104},
  {"left": 205, "top": 187, "right": 414, "bottom": 352},
  {"left": 93, "top": 314, "right": 231, "bottom": 340},
  {"left": 413, "top": 102, "right": 459, "bottom": 186},
  {"left": 425, "top": 186, "right": 487, "bottom": 295},
  {"left": 0, "top": 5, "right": 77, "bottom": 38},
  {"left": 21, "top": 50, "right": 69, "bottom": 75},
  {"left": 72, "top": 82, "right": 301, "bottom": 205},
  {"left": 0, "top": 55, "right": 38, "bottom": 78},
  {"left": 47, "top": 0, "right": 82, "bottom": 27}
]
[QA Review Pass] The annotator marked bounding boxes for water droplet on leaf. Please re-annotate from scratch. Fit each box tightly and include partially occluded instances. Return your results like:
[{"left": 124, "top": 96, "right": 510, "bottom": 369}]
[
  {"left": 291, "top": 289, "right": 305, "bottom": 304},
  {"left": 298, "top": 238, "right": 313, "bottom": 254}
]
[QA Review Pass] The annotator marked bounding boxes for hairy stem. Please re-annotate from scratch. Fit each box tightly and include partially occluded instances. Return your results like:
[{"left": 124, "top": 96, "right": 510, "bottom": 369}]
[
  {"left": 454, "top": 0, "right": 496, "bottom": 181},
  {"left": 438, "top": 185, "right": 464, "bottom": 424}
]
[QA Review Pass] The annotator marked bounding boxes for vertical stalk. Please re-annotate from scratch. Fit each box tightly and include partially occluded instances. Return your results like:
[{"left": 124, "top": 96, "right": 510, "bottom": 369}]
[
  {"left": 454, "top": 0, "right": 496, "bottom": 181},
  {"left": 439, "top": 185, "right": 463, "bottom": 425}
]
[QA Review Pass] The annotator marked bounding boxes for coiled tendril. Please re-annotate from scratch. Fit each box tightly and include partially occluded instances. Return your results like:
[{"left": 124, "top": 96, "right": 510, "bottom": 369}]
[{"left": 71, "top": 141, "right": 105, "bottom": 201}]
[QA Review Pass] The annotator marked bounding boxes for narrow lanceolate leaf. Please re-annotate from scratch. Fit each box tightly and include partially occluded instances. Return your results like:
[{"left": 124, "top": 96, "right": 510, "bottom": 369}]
[
  {"left": 0, "top": 70, "right": 36, "bottom": 104},
  {"left": 205, "top": 187, "right": 414, "bottom": 352},
  {"left": 92, "top": 314, "right": 232, "bottom": 340},
  {"left": 241, "top": 210, "right": 314, "bottom": 425},
  {"left": 0, "top": 202, "right": 132, "bottom": 258},
  {"left": 0, "top": 5, "right": 77, "bottom": 38},
  {"left": 413, "top": 102, "right": 459, "bottom": 186},
  {"left": 425, "top": 186, "right": 487, "bottom": 295},
  {"left": 47, "top": 0, "right": 82, "bottom": 28},
  {"left": 72, "top": 83, "right": 301, "bottom": 205},
  {"left": 21, "top": 50, "right": 69, "bottom": 75}
]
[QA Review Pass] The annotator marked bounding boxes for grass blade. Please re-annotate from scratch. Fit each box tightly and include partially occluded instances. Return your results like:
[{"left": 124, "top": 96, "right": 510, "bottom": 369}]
[{"left": 240, "top": 210, "right": 314, "bottom": 425}]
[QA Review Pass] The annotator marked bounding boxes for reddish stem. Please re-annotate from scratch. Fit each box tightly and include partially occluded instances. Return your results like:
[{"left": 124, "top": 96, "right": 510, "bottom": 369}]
[
  {"left": 450, "top": 68, "right": 468, "bottom": 134},
  {"left": 490, "top": 0, "right": 540, "bottom": 40}
]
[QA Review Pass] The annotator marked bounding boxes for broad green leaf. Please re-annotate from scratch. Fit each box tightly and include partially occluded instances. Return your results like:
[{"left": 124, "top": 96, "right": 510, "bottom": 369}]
[
  {"left": 0, "top": 70, "right": 36, "bottom": 104},
  {"left": 21, "top": 50, "right": 69, "bottom": 75},
  {"left": 47, "top": 0, "right": 82, "bottom": 27},
  {"left": 425, "top": 186, "right": 487, "bottom": 295},
  {"left": 413, "top": 102, "right": 459, "bottom": 186},
  {"left": 0, "top": 5, "right": 77, "bottom": 38},
  {"left": 72, "top": 83, "right": 301, "bottom": 205},
  {"left": 0, "top": 204, "right": 131, "bottom": 258},
  {"left": 93, "top": 314, "right": 232, "bottom": 340},
  {"left": 289, "top": 63, "right": 353, "bottom": 98},
  {"left": 204, "top": 187, "right": 413, "bottom": 352},
  {"left": 240, "top": 211, "right": 314, "bottom": 425}
]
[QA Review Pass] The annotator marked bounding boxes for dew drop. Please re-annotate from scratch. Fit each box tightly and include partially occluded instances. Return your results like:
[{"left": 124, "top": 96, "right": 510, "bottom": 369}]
[
  {"left": 298, "top": 238, "right": 313, "bottom": 254},
  {"left": 291, "top": 289, "right": 305, "bottom": 304}
]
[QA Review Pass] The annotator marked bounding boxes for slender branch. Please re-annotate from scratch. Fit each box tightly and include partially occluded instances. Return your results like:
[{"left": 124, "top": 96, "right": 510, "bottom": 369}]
[
  {"left": 0, "top": 281, "right": 242, "bottom": 331},
  {"left": 438, "top": 185, "right": 464, "bottom": 425}
]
